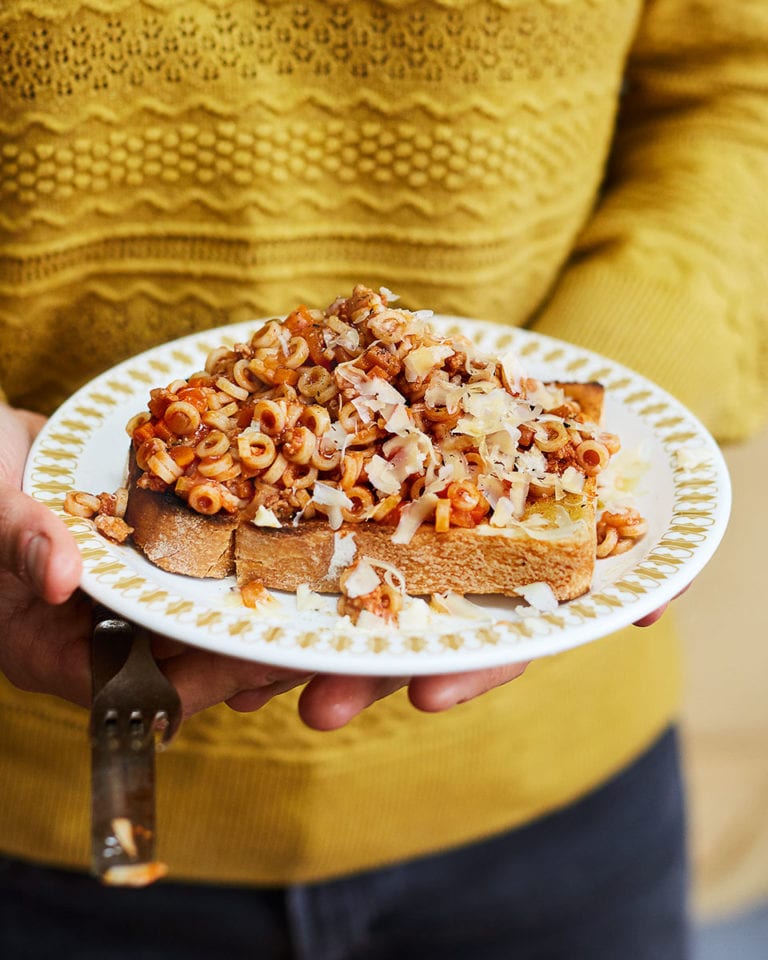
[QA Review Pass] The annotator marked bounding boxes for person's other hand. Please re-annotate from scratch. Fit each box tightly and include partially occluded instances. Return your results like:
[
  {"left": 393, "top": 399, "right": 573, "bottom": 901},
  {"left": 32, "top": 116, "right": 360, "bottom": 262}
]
[
  {"left": 632, "top": 586, "right": 691, "bottom": 628},
  {"left": 149, "top": 636, "right": 528, "bottom": 729},
  {"left": 292, "top": 662, "right": 530, "bottom": 731},
  {"left": 293, "top": 579, "right": 692, "bottom": 730}
]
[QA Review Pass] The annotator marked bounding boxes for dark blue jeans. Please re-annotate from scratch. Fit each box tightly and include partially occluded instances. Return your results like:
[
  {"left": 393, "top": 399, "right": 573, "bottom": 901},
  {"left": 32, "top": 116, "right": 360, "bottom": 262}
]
[{"left": 0, "top": 727, "right": 688, "bottom": 960}]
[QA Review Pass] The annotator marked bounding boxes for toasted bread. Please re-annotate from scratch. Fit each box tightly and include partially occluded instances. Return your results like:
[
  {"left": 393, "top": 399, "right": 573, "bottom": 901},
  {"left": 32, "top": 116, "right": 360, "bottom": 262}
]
[
  {"left": 126, "top": 477, "right": 595, "bottom": 602},
  {"left": 234, "top": 495, "right": 596, "bottom": 601},
  {"left": 125, "top": 460, "right": 237, "bottom": 579},
  {"left": 124, "top": 384, "right": 602, "bottom": 602}
]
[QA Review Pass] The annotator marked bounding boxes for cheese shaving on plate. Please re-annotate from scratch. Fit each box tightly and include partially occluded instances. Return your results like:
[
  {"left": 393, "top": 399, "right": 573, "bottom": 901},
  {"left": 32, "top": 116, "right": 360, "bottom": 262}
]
[
  {"left": 513, "top": 582, "right": 559, "bottom": 613},
  {"left": 430, "top": 592, "right": 494, "bottom": 621},
  {"left": 342, "top": 557, "right": 381, "bottom": 598},
  {"left": 296, "top": 583, "right": 332, "bottom": 613}
]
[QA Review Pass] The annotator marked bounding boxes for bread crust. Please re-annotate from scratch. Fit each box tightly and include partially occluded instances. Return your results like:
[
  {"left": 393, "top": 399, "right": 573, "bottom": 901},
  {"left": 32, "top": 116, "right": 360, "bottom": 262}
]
[
  {"left": 235, "top": 497, "right": 596, "bottom": 601},
  {"left": 125, "top": 458, "right": 237, "bottom": 579}
]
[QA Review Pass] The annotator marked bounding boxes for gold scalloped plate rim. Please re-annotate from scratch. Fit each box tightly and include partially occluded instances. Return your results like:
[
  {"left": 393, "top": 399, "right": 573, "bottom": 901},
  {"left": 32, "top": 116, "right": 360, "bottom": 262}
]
[{"left": 23, "top": 318, "right": 732, "bottom": 675}]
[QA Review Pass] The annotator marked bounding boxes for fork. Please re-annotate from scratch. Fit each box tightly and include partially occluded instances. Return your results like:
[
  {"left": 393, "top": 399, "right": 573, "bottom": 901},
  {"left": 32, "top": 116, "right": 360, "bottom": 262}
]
[{"left": 89, "top": 608, "right": 182, "bottom": 886}]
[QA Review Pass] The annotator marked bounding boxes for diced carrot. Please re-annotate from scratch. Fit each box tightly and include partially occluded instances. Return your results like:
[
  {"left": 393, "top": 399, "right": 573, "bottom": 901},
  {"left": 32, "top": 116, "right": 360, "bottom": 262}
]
[
  {"left": 283, "top": 305, "right": 313, "bottom": 334},
  {"left": 169, "top": 445, "right": 196, "bottom": 468},
  {"left": 177, "top": 387, "right": 209, "bottom": 412},
  {"left": 153, "top": 420, "right": 174, "bottom": 441},
  {"left": 434, "top": 498, "right": 452, "bottom": 533},
  {"left": 306, "top": 328, "right": 331, "bottom": 369},
  {"left": 272, "top": 368, "right": 299, "bottom": 386},
  {"left": 132, "top": 421, "right": 156, "bottom": 444}
]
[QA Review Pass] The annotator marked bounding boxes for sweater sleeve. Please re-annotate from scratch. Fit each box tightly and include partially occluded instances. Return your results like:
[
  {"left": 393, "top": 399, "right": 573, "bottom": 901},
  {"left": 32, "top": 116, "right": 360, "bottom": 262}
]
[{"left": 530, "top": 0, "right": 768, "bottom": 442}]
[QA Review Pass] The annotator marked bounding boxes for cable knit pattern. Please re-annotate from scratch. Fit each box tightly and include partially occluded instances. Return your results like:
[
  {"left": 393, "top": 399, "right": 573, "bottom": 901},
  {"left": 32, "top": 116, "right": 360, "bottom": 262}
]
[
  {"left": 1, "top": 0, "right": 767, "bottom": 885},
  {"left": 0, "top": 0, "right": 641, "bottom": 411}
]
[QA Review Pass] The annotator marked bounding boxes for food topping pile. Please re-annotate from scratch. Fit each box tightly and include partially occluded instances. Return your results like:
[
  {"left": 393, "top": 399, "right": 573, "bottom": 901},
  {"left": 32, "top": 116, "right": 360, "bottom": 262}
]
[{"left": 127, "top": 285, "right": 622, "bottom": 547}]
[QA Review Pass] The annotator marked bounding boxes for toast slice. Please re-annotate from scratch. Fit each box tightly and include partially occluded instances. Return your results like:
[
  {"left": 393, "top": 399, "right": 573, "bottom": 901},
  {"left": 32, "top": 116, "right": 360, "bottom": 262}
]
[
  {"left": 126, "top": 455, "right": 596, "bottom": 601},
  {"left": 125, "top": 462, "right": 237, "bottom": 579},
  {"left": 124, "top": 380, "right": 602, "bottom": 602},
  {"left": 234, "top": 495, "right": 596, "bottom": 600}
]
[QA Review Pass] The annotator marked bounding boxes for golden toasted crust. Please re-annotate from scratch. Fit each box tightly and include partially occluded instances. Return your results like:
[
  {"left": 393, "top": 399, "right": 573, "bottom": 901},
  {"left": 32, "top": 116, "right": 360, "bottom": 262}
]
[
  {"left": 125, "top": 457, "right": 237, "bottom": 579},
  {"left": 124, "top": 382, "right": 603, "bottom": 601},
  {"left": 555, "top": 381, "right": 604, "bottom": 423},
  {"left": 236, "top": 496, "right": 596, "bottom": 602}
]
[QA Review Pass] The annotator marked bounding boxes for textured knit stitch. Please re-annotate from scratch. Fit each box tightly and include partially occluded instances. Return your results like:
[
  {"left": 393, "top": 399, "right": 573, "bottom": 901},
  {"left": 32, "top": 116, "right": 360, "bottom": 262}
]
[
  {"left": 0, "top": 0, "right": 641, "bottom": 410},
  {"left": 1, "top": 0, "right": 766, "bottom": 884}
]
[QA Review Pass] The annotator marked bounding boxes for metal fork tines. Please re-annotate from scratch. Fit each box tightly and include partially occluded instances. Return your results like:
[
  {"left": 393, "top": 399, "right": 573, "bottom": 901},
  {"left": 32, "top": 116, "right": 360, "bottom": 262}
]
[{"left": 90, "top": 612, "right": 182, "bottom": 887}]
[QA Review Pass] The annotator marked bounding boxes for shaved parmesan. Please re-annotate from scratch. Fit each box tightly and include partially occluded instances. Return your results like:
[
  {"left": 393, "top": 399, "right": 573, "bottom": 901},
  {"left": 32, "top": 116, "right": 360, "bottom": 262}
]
[
  {"left": 367, "top": 557, "right": 407, "bottom": 593},
  {"left": 324, "top": 420, "right": 350, "bottom": 452},
  {"left": 343, "top": 558, "right": 381, "bottom": 598},
  {"left": 507, "top": 475, "right": 531, "bottom": 518},
  {"left": 675, "top": 445, "right": 711, "bottom": 470},
  {"left": 296, "top": 583, "right": 329, "bottom": 612},
  {"left": 403, "top": 344, "right": 454, "bottom": 382},
  {"left": 398, "top": 596, "right": 433, "bottom": 630},
  {"left": 251, "top": 506, "right": 282, "bottom": 528},
  {"left": 490, "top": 496, "right": 515, "bottom": 528},
  {"left": 356, "top": 376, "right": 406, "bottom": 407},
  {"left": 326, "top": 531, "right": 358, "bottom": 582},
  {"left": 561, "top": 466, "right": 586, "bottom": 495},
  {"left": 352, "top": 376, "right": 408, "bottom": 425},
  {"left": 514, "top": 582, "right": 559, "bottom": 612},
  {"left": 424, "top": 378, "right": 463, "bottom": 413},
  {"left": 366, "top": 454, "right": 402, "bottom": 495},
  {"left": 498, "top": 350, "right": 526, "bottom": 393},
  {"left": 384, "top": 404, "right": 413, "bottom": 436},
  {"left": 383, "top": 433, "right": 433, "bottom": 480},
  {"left": 514, "top": 447, "right": 548, "bottom": 477},
  {"left": 525, "top": 381, "right": 565, "bottom": 411},
  {"left": 430, "top": 592, "right": 493, "bottom": 620},
  {"left": 356, "top": 609, "right": 394, "bottom": 631},
  {"left": 392, "top": 493, "right": 438, "bottom": 544},
  {"left": 312, "top": 482, "right": 353, "bottom": 530}
]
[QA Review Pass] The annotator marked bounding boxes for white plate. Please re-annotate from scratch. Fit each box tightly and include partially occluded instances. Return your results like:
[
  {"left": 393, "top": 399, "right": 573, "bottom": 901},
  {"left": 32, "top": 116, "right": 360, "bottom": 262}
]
[{"left": 24, "top": 319, "right": 731, "bottom": 675}]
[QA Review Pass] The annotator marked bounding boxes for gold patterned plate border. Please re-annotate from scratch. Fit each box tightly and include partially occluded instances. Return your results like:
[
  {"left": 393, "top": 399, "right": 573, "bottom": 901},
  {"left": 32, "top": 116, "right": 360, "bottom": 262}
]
[{"left": 23, "top": 320, "right": 731, "bottom": 675}]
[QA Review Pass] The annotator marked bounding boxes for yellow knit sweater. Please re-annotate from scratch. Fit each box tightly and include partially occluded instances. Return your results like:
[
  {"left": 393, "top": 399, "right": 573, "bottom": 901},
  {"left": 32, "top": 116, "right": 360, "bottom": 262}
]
[{"left": 1, "top": 0, "right": 766, "bottom": 884}]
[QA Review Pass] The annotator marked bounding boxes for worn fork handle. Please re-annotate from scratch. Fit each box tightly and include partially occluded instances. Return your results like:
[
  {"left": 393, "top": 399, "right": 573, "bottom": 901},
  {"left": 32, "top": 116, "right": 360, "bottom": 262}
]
[
  {"left": 90, "top": 605, "right": 133, "bottom": 698},
  {"left": 89, "top": 607, "right": 182, "bottom": 885},
  {"left": 90, "top": 614, "right": 182, "bottom": 747}
]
